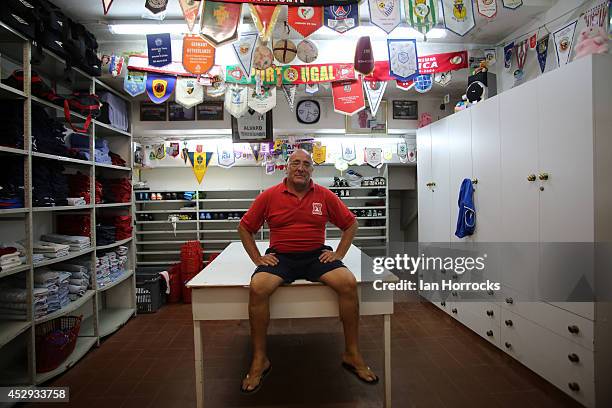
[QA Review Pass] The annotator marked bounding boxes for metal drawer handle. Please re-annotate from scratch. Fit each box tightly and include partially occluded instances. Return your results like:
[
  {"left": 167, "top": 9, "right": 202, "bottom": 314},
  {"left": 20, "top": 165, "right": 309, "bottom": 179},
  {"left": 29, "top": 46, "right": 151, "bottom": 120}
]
[
  {"left": 527, "top": 174, "right": 537, "bottom": 182},
  {"left": 504, "top": 342, "right": 512, "bottom": 349},
  {"left": 505, "top": 320, "right": 513, "bottom": 327},
  {"left": 486, "top": 330, "right": 494, "bottom": 337},
  {"left": 487, "top": 290, "right": 495, "bottom": 296},
  {"left": 568, "top": 353, "right": 580, "bottom": 363},
  {"left": 441, "top": 301, "right": 446, "bottom": 307},
  {"left": 568, "top": 382, "right": 580, "bottom": 392},
  {"left": 505, "top": 297, "right": 514, "bottom": 304},
  {"left": 568, "top": 325, "right": 580, "bottom": 334},
  {"left": 486, "top": 310, "right": 494, "bottom": 317},
  {"left": 452, "top": 291, "right": 458, "bottom": 297},
  {"left": 451, "top": 308, "right": 458, "bottom": 314}
]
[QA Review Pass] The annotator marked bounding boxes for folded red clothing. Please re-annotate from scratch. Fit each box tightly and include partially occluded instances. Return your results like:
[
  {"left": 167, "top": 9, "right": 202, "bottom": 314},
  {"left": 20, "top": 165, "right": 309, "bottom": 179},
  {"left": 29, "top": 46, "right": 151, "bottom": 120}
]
[{"left": 0, "top": 247, "right": 18, "bottom": 256}]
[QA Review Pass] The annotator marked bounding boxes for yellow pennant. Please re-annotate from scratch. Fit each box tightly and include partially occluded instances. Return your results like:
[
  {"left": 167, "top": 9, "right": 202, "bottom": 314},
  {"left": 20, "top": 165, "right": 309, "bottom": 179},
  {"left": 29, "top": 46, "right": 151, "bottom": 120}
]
[
  {"left": 188, "top": 151, "right": 212, "bottom": 184},
  {"left": 312, "top": 143, "right": 326, "bottom": 165}
]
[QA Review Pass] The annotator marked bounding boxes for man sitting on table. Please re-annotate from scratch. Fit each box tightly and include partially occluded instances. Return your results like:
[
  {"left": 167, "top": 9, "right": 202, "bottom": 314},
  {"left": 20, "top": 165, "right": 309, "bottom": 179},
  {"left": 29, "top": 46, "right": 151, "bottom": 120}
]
[{"left": 237, "top": 149, "right": 378, "bottom": 393}]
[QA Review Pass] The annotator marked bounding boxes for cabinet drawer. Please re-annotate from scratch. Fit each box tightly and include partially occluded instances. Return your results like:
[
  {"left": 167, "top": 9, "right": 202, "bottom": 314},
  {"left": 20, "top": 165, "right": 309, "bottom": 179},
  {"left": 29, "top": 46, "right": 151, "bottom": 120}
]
[
  {"left": 501, "top": 309, "right": 595, "bottom": 407},
  {"left": 457, "top": 302, "right": 500, "bottom": 347},
  {"left": 500, "top": 294, "right": 594, "bottom": 351}
]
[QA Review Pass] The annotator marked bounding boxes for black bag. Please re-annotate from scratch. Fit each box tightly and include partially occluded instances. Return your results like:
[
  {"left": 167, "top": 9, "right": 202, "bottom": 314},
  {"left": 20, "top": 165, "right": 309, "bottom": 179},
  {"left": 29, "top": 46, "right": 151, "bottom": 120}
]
[
  {"left": 3, "top": 70, "right": 65, "bottom": 106},
  {"left": 35, "top": 0, "right": 70, "bottom": 60},
  {"left": 0, "top": 0, "right": 38, "bottom": 40}
]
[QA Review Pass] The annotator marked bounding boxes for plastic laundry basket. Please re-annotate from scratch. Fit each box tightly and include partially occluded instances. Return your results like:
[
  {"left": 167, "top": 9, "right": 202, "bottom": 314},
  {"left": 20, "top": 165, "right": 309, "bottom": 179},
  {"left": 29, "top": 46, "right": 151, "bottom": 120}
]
[{"left": 136, "top": 268, "right": 167, "bottom": 313}]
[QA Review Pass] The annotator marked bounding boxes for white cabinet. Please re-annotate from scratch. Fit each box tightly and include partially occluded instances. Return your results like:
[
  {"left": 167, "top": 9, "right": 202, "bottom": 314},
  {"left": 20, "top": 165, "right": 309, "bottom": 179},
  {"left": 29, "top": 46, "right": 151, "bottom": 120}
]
[
  {"left": 417, "top": 55, "right": 612, "bottom": 408},
  {"left": 416, "top": 126, "right": 434, "bottom": 243}
]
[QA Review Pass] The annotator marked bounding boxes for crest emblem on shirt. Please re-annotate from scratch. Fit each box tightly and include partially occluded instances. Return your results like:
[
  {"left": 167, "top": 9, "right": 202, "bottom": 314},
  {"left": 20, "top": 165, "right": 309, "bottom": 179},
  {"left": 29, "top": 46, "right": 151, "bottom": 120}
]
[{"left": 312, "top": 202, "right": 323, "bottom": 215}]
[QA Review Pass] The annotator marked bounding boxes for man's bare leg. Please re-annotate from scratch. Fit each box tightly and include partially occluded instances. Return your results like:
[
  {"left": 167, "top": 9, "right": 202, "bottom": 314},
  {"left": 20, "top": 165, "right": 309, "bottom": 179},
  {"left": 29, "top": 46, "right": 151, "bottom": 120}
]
[
  {"left": 242, "top": 272, "right": 284, "bottom": 391},
  {"left": 319, "top": 267, "right": 378, "bottom": 382}
]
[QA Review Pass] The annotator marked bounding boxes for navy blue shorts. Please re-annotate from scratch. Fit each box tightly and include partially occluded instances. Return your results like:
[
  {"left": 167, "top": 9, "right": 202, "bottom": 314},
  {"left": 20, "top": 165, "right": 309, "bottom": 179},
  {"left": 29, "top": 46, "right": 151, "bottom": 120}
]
[{"left": 253, "top": 245, "right": 345, "bottom": 284}]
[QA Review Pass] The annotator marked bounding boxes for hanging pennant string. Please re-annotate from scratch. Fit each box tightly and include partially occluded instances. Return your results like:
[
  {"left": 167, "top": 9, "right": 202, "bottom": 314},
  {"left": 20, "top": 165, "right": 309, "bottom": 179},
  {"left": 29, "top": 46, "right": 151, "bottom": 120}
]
[{"left": 494, "top": 0, "right": 594, "bottom": 47}]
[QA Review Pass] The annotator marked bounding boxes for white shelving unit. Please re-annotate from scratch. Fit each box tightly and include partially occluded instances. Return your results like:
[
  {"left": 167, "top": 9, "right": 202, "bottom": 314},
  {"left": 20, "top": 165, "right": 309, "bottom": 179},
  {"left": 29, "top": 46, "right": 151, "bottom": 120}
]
[{"left": 0, "top": 21, "right": 135, "bottom": 387}]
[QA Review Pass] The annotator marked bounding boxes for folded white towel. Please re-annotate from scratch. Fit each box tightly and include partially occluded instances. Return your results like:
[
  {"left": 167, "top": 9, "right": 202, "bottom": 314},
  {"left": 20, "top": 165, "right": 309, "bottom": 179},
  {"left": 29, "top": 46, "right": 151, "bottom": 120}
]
[{"left": 66, "top": 197, "right": 86, "bottom": 206}]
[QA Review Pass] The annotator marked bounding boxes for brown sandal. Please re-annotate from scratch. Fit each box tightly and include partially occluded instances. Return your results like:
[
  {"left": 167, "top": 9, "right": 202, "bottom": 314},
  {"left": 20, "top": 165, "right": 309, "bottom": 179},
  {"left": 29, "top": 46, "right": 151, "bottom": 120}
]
[
  {"left": 240, "top": 364, "right": 272, "bottom": 394},
  {"left": 342, "top": 362, "right": 379, "bottom": 385}
]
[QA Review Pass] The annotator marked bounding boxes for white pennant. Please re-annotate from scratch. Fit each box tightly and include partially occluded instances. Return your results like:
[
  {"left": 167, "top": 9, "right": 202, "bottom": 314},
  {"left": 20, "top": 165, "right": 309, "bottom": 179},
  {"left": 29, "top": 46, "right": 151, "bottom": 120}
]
[
  {"left": 224, "top": 85, "right": 249, "bottom": 118},
  {"left": 441, "top": 0, "right": 476, "bottom": 37},
  {"left": 476, "top": 0, "right": 497, "bottom": 19},
  {"left": 232, "top": 32, "right": 258, "bottom": 79},
  {"left": 368, "top": 0, "right": 401, "bottom": 34},
  {"left": 365, "top": 147, "right": 383, "bottom": 168},
  {"left": 305, "top": 83, "right": 319, "bottom": 94},
  {"left": 281, "top": 85, "right": 297, "bottom": 112},
  {"left": 553, "top": 19, "right": 578, "bottom": 67},
  {"left": 248, "top": 86, "right": 277, "bottom": 114},
  {"left": 175, "top": 77, "right": 204, "bottom": 109},
  {"left": 363, "top": 81, "right": 387, "bottom": 117},
  {"left": 434, "top": 71, "right": 452, "bottom": 86},
  {"left": 217, "top": 143, "right": 236, "bottom": 168},
  {"left": 502, "top": 0, "right": 522, "bottom": 10},
  {"left": 342, "top": 143, "right": 356, "bottom": 162}
]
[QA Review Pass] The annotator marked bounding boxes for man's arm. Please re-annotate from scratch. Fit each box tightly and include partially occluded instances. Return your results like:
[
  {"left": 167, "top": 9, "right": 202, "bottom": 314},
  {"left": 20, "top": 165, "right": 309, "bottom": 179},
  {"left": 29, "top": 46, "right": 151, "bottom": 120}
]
[
  {"left": 319, "top": 220, "right": 358, "bottom": 263},
  {"left": 238, "top": 223, "right": 279, "bottom": 266}
]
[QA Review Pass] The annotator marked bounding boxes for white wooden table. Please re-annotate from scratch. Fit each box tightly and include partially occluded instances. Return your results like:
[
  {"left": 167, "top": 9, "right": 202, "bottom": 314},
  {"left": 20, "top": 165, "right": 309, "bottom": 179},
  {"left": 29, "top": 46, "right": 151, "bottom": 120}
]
[{"left": 187, "top": 240, "right": 395, "bottom": 407}]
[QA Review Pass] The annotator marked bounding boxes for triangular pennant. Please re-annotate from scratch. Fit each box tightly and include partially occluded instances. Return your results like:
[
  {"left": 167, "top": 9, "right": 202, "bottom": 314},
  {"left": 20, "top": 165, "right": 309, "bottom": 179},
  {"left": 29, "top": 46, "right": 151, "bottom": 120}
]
[
  {"left": 405, "top": 0, "right": 438, "bottom": 34},
  {"left": 332, "top": 79, "right": 365, "bottom": 116},
  {"left": 232, "top": 32, "right": 258, "bottom": 79},
  {"left": 363, "top": 81, "right": 387, "bottom": 117},
  {"left": 175, "top": 77, "right": 204, "bottom": 109},
  {"left": 441, "top": 0, "right": 476, "bottom": 37},
  {"left": 476, "top": 0, "right": 497, "bottom": 19},
  {"left": 288, "top": 6, "right": 323, "bottom": 38},
  {"left": 312, "top": 143, "right": 326, "bottom": 165},
  {"left": 249, "top": 5, "right": 282, "bottom": 42},
  {"left": 504, "top": 41, "right": 514, "bottom": 72},
  {"left": 183, "top": 35, "right": 215, "bottom": 75},
  {"left": 536, "top": 35, "right": 550, "bottom": 73},
  {"left": 124, "top": 70, "right": 146, "bottom": 97},
  {"left": 199, "top": 1, "right": 241, "bottom": 47},
  {"left": 179, "top": 0, "right": 201, "bottom": 32},
  {"left": 529, "top": 32, "right": 538, "bottom": 49},
  {"left": 387, "top": 39, "right": 419, "bottom": 81},
  {"left": 513, "top": 39, "right": 528, "bottom": 83},
  {"left": 369, "top": 0, "right": 401, "bottom": 34},
  {"left": 250, "top": 143, "right": 262, "bottom": 162},
  {"left": 217, "top": 143, "right": 235, "bottom": 168},
  {"left": 248, "top": 86, "right": 277, "bottom": 114},
  {"left": 502, "top": 0, "right": 522, "bottom": 10},
  {"left": 583, "top": 0, "right": 609, "bottom": 29},
  {"left": 146, "top": 73, "right": 176, "bottom": 103},
  {"left": 281, "top": 85, "right": 297, "bottom": 112},
  {"left": 224, "top": 85, "right": 249, "bottom": 118},
  {"left": 364, "top": 148, "right": 383, "bottom": 168},
  {"left": 102, "top": 0, "right": 114, "bottom": 15},
  {"left": 553, "top": 19, "right": 577, "bottom": 67},
  {"left": 324, "top": 5, "right": 359, "bottom": 34},
  {"left": 188, "top": 151, "right": 213, "bottom": 184}
]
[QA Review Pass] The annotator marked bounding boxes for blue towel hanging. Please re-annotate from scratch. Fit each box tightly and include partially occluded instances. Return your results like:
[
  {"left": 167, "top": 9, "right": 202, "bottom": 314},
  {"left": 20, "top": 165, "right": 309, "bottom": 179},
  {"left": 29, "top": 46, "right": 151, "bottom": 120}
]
[{"left": 455, "top": 178, "right": 476, "bottom": 238}]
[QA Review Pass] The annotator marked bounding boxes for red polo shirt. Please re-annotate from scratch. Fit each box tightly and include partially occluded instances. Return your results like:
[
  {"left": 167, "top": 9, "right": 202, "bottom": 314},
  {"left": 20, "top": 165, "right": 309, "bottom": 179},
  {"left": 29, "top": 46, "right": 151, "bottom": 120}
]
[{"left": 240, "top": 179, "right": 356, "bottom": 253}]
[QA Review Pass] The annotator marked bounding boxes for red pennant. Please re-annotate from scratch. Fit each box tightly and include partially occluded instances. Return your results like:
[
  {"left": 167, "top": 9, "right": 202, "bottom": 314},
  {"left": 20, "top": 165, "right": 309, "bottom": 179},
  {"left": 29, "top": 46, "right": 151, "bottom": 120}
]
[
  {"left": 396, "top": 80, "right": 415, "bottom": 90},
  {"left": 102, "top": 0, "right": 114, "bottom": 15},
  {"left": 332, "top": 79, "right": 365, "bottom": 116},
  {"left": 288, "top": 6, "right": 323, "bottom": 38},
  {"left": 529, "top": 33, "right": 538, "bottom": 49},
  {"left": 250, "top": 5, "right": 282, "bottom": 42}
]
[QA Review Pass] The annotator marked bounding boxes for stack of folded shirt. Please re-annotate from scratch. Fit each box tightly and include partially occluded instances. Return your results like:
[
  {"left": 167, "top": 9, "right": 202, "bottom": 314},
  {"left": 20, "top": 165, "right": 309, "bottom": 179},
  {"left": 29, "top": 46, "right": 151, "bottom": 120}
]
[
  {"left": 32, "top": 161, "right": 69, "bottom": 207},
  {"left": 0, "top": 287, "right": 49, "bottom": 320},
  {"left": 51, "top": 261, "right": 91, "bottom": 300},
  {"left": 67, "top": 172, "right": 92, "bottom": 204},
  {"left": 31, "top": 104, "right": 68, "bottom": 157},
  {"left": 33, "top": 241, "right": 70, "bottom": 260},
  {"left": 1, "top": 242, "right": 27, "bottom": 265},
  {"left": 0, "top": 157, "right": 24, "bottom": 209},
  {"left": 100, "top": 178, "right": 131, "bottom": 203},
  {"left": 98, "top": 215, "right": 132, "bottom": 241},
  {"left": 95, "top": 255, "right": 112, "bottom": 287},
  {"left": 57, "top": 214, "right": 91, "bottom": 237},
  {"left": 109, "top": 152, "right": 126, "bottom": 167},
  {"left": 34, "top": 269, "right": 61, "bottom": 314},
  {"left": 0, "top": 248, "right": 21, "bottom": 271},
  {"left": 40, "top": 234, "right": 91, "bottom": 252},
  {"left": 0, "top": 101, "right": 24, "bottom": 149},
  {"left": 96, "top": 225, "right": 116, "bottom": 246},
  {"left": 58, "top": 271, "right": 71, "bottom": 308}
]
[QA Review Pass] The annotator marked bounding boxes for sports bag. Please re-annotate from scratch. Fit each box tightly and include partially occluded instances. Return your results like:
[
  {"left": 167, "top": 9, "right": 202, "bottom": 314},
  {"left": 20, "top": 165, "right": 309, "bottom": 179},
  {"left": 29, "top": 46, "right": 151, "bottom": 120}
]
[
  {"left": 0, "top": 0, "right": 38, "bottom": 40},
  {"left": 63, "top": 92, "right": 101, "bottom": 133}
]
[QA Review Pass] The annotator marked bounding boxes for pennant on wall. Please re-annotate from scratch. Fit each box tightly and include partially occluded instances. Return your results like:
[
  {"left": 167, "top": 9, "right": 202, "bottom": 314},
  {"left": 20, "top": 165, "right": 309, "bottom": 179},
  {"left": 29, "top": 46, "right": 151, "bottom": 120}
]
[
  {"left": 199, "top": 1, "right": 241, "bottom": 47},
  {"left": 305, "top": 83, "right": 319, "bottom": 94},
  {"left": 188, "top": 151, "right": 213, "bottom": 184},
  {"left": 145, "top": 0, "right": 168, "bottom": 14},
  {"left": 102, "top": 0, "right": 114, "bottom": 15},
  {"left": 217, "top": 144, "right": 236, "bottom": 168},
  {"left": 504, "top": 41, "right": 514, "bottom": 71},
  {"left": 514, "top": 39, "right": 528, "bottom": 84},
  {"left": 312, "top": 143, "right": 326, "bottom": 164},
  {"left": 396, "top": 80, "right": 415, "bottom": 90},
  {"left": 529, "top": 32, "right": 537, "bottom": 49},
  {"left": 146, "top": 33, "right": 171, "bottom": 67},
  {"left": 332, "top": 79, "right": 365, "bottom": 116},
  {"left": 288, "top": 6, "right": 323, "bottom": 37},
  {"left": 441, "top": 0, "right": 476, "bottom": 37},
  {"left": 281, "top": 85, "right": 297, "bottom": 111},
  {"left": 250, "top": 5, "right": 282, "bottom": 42},
  {"left": 502, "top": 0, "right": 522, "bottom": 10},
  {"left": 354, "top": 36, "right": 375, "bottom": 75},
  {"left": 405, "top": 0, "right": 438, "bottom": 35},
  {"left": 553, "top": 20, "right": 577, "bottom": 67},
  {"left": 476, "top": 0, "right": 497, "bottom": 19},
  {"left": 146, "top": 73, "right": 176, "bottom": 103},
  {"left": 124, "top": 70, "right": 146, "bottom": 97},
  {"left": 364, "top": 148, "right": 383, "bottom": 168},
  {"left": 536, "top": 35, "right": 549, "bottom": 73},
  {"left": 342, "top": 143, "right": 357, "bottom": 161},
  {"left": 183, "top": 35, "right": 215, "bottom": 74},
  {"left": 369, "top": 0, "right": 401, "bottom": 34},
  {"left": 324, "top": 5, "right": 359, "bottom": 34},
  {"left": 179, "top": 0, "right": 201, "bottom": 31},
  {"left": 248, "top": 86, "right": 277, "bottom": 114},
  {"left": 583, "top": 0, "right": 608, "bottom": 29},
  {"left": 363, "top": 81, "right": 387, "bottom": 117},
  {"left": 414, "top": 74, "right": 433, "bottom": 93},
  {"left": 387, "top": 39, "right": 419, "bottom": 81},
  {"left": 224, "top": 85, "right": 249, "bottom": 118},
  {"left": 232, "top": 33, "right": 258, "bottom": 78},
  {"left": 397, "top": 142, "right": 408, "bottom": 163},
  {"left": 175, "top": 77, "right": 204, "bottom": 109},
  {"left": 434, "top": 71, "right": 452, "bottom": 86}
]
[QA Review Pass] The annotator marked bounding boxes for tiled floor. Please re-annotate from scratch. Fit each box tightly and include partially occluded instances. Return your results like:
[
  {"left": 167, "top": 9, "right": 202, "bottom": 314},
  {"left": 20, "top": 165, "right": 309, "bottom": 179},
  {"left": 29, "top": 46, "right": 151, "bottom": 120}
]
[{"left": 33, "top": 296, "right": 583, "bottom": 408}]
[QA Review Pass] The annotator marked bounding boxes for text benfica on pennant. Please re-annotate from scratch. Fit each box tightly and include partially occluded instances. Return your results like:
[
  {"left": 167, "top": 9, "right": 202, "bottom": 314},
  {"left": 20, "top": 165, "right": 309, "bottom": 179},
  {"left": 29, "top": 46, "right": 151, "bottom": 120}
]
[
  {"left": 226, "top": 63, "right": 356, "bottom": 85},
  {"left": 220, "top": 0, "right": 357, "bottom": 5},
  {"left": 364, "top": 51, "right": 468, "bottom": 81}
]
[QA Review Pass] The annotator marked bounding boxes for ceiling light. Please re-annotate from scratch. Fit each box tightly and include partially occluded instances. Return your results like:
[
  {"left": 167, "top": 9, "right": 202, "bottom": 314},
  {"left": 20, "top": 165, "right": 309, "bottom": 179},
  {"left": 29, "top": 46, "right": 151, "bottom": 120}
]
[{"left": 109, "top": 23, "right": 191, "bottom": 35}]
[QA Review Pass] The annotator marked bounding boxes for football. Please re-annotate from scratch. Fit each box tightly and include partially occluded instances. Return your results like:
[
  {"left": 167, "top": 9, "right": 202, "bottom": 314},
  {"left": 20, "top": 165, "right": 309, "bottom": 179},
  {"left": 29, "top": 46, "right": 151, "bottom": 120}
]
[
  {"left": 273, "top": 39, "right": 298, "bottom": 64},
  {"left": 297, "top": 40, "right": 318, "bottom": 63},
  {"left": 253, "top": 45, "right": 274, "bottom": 70}
]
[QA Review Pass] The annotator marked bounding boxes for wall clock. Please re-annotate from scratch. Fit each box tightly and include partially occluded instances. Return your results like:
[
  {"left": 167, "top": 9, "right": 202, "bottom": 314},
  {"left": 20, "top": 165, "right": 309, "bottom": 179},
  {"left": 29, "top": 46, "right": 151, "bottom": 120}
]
[{"left": 296, "top": 99, "right": 320, "bottom": 124}]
